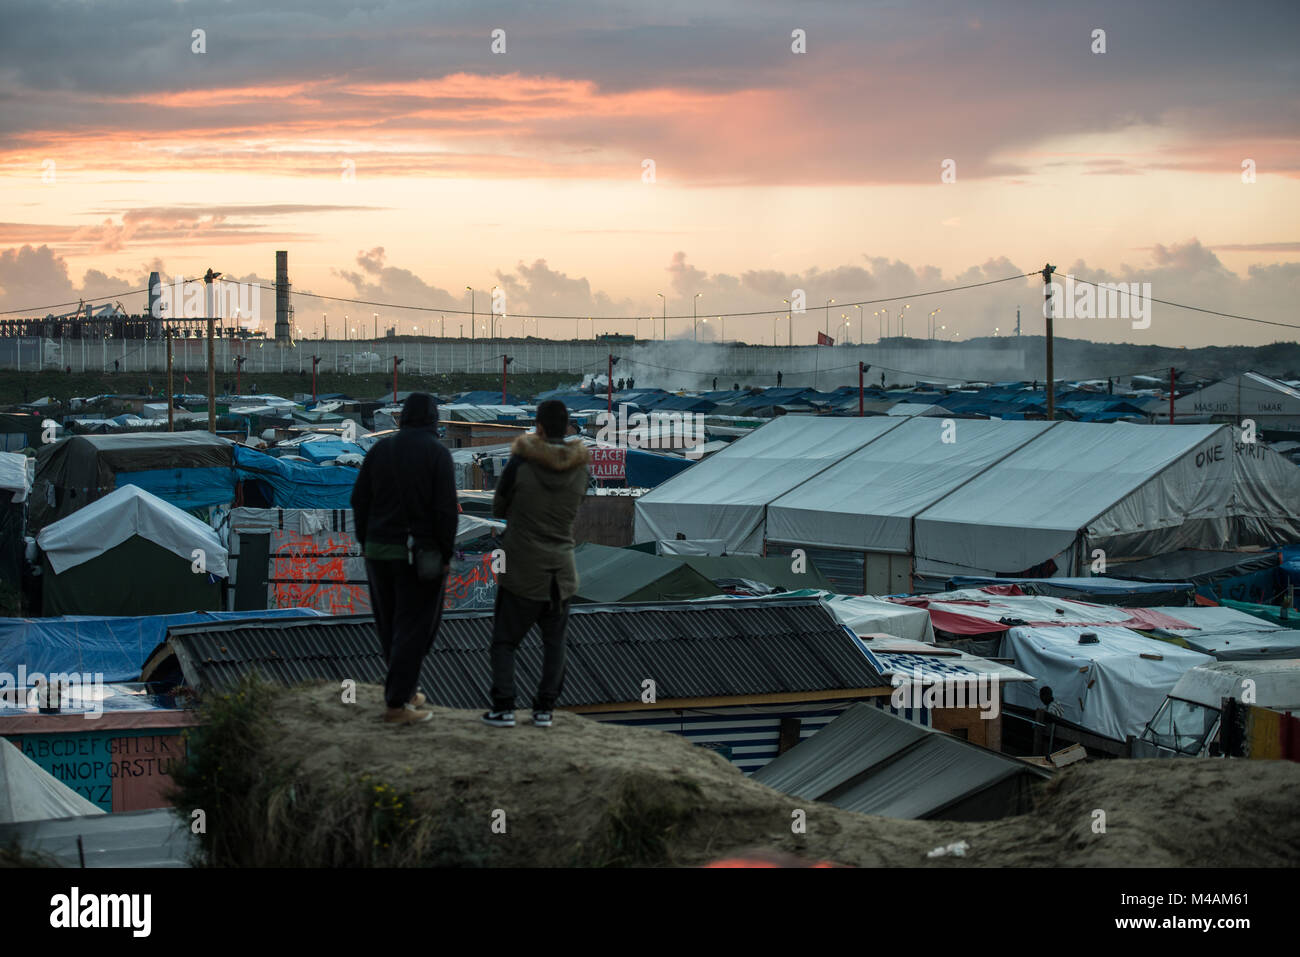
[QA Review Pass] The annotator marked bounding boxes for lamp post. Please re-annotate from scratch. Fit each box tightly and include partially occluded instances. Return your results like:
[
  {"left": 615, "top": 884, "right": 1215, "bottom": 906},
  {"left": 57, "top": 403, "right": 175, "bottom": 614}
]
[
  {"left": 897, "top": 303, "right": 911, "bottom": 337},
  {"left": 875, "top": 309, "right": 886, "bottom": 341},
  {"left": 928, "top": 308, "right": 941, "bottom": 339},
  {"left": 466, "top": 286, "right": 475, "bottom": 341},
  {"left": 656, "top": 293, "right": 666, "bottom": 340},
  {"left": 855, "top": 304, "right": 864, "bottom": 343},
  {"left": 782, "top": 299, "right": 794, "bottom": 346},
  {"left": 825, "top": 298, "right": 835, "bottom": 337},
  {"left": 490, "top": 285, "right": 500, "bottom": 339},
  {"left": 693, "top": 293, "right": 702, "bottom": 341}
]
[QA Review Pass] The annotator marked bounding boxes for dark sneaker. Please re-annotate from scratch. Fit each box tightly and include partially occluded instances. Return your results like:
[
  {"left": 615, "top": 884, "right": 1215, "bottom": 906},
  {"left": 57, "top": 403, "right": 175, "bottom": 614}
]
[
  {"left": 384, "top": 704, "right": 432, "bottom": 725},
  {"left": 481, "top": 710, "right": 516, "bottom": 728},
  {"left": 532, "top": 710, "right": 553, "bottom": 728}
]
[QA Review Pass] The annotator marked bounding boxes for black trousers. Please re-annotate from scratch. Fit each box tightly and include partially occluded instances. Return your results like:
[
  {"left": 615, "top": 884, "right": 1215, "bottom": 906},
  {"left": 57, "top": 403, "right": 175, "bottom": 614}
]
[
  {"left": 365, "top": 559, "right": 446, "bottom": 709},
  {"left": 489, "top": 581, "right": 570, "bottom": 712}
]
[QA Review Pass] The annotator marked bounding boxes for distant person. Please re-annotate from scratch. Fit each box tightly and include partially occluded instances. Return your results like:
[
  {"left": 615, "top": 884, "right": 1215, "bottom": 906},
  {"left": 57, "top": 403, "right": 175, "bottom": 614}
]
[
  {"left": 733, "top": 382, "right": 739, "bottom": 391},
  {"left": 777, "top": 370, "right": 783, "bottom": 387},
  {"left": 113, "top": 359, "right": 119, "bottom": 373},
  {"left": 483, "top": 399, "right": 590, "bottom": 729},
  {"left": 351, "top": 392, "right": 458, "bottom": 725},
  {"left": 713, "top": 377, "right": 718, "bottom": 391},
  {"left": 627, "top": 376, "right": 634, "bottom": 390}
]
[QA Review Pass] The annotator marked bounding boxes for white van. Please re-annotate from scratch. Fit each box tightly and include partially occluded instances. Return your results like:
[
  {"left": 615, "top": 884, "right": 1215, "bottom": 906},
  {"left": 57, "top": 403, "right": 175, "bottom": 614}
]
[{"left": 1132, "top": 660, "right": 1300, "bottom": 758}]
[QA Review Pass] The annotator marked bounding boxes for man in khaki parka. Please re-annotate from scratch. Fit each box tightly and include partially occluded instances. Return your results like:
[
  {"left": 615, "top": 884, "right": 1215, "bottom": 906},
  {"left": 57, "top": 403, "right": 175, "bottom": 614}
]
[{"left": 483, "top": 399, "right": 590, "bottom": 728}]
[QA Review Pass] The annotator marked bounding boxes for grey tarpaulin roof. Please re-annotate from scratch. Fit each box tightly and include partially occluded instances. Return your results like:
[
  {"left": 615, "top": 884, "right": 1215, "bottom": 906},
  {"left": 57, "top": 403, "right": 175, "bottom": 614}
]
[
  {"left": 573, "top": 543, "right": 721, "bottom": 603},
  {"left": 752, "top": 702, "right": 1048, "bottom": 820}
]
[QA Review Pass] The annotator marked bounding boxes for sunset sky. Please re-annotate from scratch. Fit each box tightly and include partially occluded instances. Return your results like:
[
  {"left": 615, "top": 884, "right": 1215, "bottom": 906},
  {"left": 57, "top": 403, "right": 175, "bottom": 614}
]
[{"left": 1, "top": 0, "right": 1297, "bottom": 347}]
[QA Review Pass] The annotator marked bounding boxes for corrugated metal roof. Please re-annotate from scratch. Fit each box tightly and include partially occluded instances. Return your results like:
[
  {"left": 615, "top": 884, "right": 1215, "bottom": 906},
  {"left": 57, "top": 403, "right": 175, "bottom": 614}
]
[
  {"left": 160, "top": 598, "right": 886, "bottom": 709},
  {"left": 752, "top": 702, "right": 1049, "bottom": 819}
]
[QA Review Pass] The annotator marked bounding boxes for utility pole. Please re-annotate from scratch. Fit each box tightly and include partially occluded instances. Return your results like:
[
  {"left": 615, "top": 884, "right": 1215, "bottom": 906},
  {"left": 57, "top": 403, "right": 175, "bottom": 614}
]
[
  {"left": 1041, "top": 263, "right": 1056, "bottom": 421},
  {"left": 859, "top": 362, "right": 870, "bottom": 417},
  {"left": 311, "top": 355, "right": 321, "bottom": 402},
  {"left": 393, "top": 356, "right": 403, "bottom": 403},
  {"left": 1169, "top": 367, "right": 1176, "bottom": 424},
  {"left": 204, "top": 268, "right": 221, "bottom": 433},
  {"left": 502, "top": 355, "right": 513, "bottom": 404},
  {"left": 607, "top": 354, "right": 619, "bottom": 416},
  {"left": 1016, "top": 306, "right": 1021, "bottom": 337},
  {"left": 166, "top": 330, "right": 174, "bottom": 432}
]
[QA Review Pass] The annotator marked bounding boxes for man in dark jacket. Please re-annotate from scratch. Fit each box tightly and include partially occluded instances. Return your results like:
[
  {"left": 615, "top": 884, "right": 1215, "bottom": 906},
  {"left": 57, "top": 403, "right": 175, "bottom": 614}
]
[
  {"left": 351, "top": 392, "right": 458, "bottom": 725},
  {"left": 482, "top": 399, "right": 589, "bottom": 728}
]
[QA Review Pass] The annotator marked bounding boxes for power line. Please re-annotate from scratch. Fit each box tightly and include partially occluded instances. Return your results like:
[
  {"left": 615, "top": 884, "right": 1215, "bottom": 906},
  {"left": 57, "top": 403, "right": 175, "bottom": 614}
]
[{"left": 1066, "top": 274, "right": 1300, "bottom": 331}]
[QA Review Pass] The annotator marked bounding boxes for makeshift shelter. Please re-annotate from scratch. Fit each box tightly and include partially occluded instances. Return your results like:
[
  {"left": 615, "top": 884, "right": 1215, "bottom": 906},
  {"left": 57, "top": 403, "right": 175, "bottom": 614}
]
[
  {"left": 572, "top": 543, "right": 721, "bottom": 603},
  {"left": 31, "top": 431, "right": 234, "bottom": 531},
  {"left": 1142, "top": 604, "right": 1300, "bottom": 660},
  {"left": 998, "top": 624, "right": 1213, "bottom": 742},
  {"left": 36, "top": 485, "right": 227, "bottom": 616},
  {"left": 0, "top": 737, "right": 105, "bottom": 824},
  {"left": 0, "top": 452, "right": 32, "bottom": 589},
  {"left": 1110, "top": 549, "right": 1282, "bottom": 604},
  {"left": 232, "top": 444, "right": 357, "bottom": 509},
  {"left": 752, "top": 703, "right": 1049, "bottom": 821},
  {"left": 0, "top": 608, "right": 326, "bottom": 683}
]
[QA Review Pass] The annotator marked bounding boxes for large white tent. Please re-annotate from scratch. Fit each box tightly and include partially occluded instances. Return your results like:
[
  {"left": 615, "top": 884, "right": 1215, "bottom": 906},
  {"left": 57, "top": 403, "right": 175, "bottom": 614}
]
[
  {"left": 1, "top": 737, "right": 105, "bottom": 824},
  {"left": 912, "top": 422, "right": 1235, "bottom": 578},
  {"left": 634, "top": 417, "right": 1300, "bottom": 585},
  {"left": 1173, "top": 371, "right": 1300, "bottom": 432},
  {"left": 634, "top": 415, "right": 902, "bottom": 553}
]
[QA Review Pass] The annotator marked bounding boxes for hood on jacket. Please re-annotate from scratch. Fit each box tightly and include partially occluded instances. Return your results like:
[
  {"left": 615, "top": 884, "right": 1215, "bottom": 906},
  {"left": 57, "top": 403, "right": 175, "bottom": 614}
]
[
  {"left": 512, "top": 431, "right": 589, "bottom": 474},
  {"left": 400, "top": 392, "right": 439, "bottom": 429}
]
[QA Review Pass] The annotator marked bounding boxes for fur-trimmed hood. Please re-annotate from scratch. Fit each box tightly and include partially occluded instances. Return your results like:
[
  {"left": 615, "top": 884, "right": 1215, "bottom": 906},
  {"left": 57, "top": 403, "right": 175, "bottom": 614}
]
[{"left": 511, "top": 431, "right": 590, "bottom": 472}]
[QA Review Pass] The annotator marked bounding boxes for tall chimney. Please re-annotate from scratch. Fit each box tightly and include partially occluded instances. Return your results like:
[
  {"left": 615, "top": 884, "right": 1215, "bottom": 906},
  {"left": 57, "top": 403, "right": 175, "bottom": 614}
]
[{"left": 275, "top": 250, "right": 291, "bottom": 342}]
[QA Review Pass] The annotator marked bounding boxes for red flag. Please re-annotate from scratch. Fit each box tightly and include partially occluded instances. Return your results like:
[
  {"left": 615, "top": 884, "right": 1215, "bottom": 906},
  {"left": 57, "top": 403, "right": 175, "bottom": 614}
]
[
  {"left": 816, "top": 331, "right": 835, "bottom": 346},
  {"left": 183, "top": 375, "right": 191, "bottom": 384}
]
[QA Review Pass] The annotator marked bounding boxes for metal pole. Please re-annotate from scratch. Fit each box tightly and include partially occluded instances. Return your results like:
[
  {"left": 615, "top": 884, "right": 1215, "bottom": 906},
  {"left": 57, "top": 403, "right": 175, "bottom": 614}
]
[
  {"left": 859, "top": 362, "right": 864, "bottom": 416},
  {"left": 167, "top": 331, "right": 174, "bottom": 432},
  {"left": 207, "top": 314, "right": 216, "bottom": 433},
  {"left": 1169, "top": 367, "right": 1176, "bottom": 424},
  {"left": 1042, "top": 263, "right": 1056, "bottom": 421}
]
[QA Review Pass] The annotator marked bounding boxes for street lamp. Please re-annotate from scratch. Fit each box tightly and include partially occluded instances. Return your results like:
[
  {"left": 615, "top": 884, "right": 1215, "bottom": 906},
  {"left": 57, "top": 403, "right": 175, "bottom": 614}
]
[
  {"left": 656, "top": 293, "right": 666, "bottom": 340},
  {"left": 693, "top": 293, "right": 703, "bottom": 341},
  {"left": 825, "top": 298, "right": 835, "bottom": 336},
  {"left": 782, "top": 299, "right": 795, "bottom": 346},
  {"left": 855, "top": 304, "right": 864, "bottom": 343},
  {"left": 874, "top": 309, "right": 887, "bottom": 341},
  {"left": 897, "top": 303, "right": 911, "bottom": 337},
  {"left": 928, "top": 308, "right": 941, "bottom": 339},
  {"left": 466, "top": 286, "right": 475, "bottom": 341},
  {"left": 491, "top": 285, "right": 500, "bottom": 338}
]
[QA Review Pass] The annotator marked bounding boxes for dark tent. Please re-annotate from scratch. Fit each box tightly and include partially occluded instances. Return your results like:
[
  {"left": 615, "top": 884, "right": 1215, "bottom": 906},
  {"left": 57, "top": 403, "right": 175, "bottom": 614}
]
[
  {"left": 572, "top": 543, "right": 721, "bottom": 603},
  {"left": 41, "top": 536, "right": 221, "bottom": 616},
  {"left": 31, "top": 431, "right": 234, "bottom": 531}
]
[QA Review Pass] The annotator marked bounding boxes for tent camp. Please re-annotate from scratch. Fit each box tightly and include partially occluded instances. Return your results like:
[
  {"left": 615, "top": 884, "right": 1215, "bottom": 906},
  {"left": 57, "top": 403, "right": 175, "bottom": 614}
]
[
  {"left": 36, "top": 485, "right": 227, "bottom": 616},
  {"left": 637, "top": 417, "right": 1300, "bottom": 587},
  {"left": 0, "top": 737, "right": 105, "bottom": 824},
  {"left": 30, "top": 431, "right": 234, "bottom": 531},
  {"left": 572, "top": 544, "right": 722, "bottom": 603}
]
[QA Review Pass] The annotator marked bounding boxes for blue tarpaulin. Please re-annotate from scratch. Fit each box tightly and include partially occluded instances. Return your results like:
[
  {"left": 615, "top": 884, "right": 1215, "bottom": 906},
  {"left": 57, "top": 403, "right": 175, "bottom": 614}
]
[
  {"left": 114, "top": 466, "right": 238, "bottom": 511},
  {"left": 947, "top": 575, "right": 1196, "bottom": 606},
  {"left": 233, "top": 444, "right": 358, "bottom": 508},
  {"left": 296, "top": 440, "right": 366, "bottom": 464},
  {"left": 0, "top": 608, "right": 327, "bottom": 683}
]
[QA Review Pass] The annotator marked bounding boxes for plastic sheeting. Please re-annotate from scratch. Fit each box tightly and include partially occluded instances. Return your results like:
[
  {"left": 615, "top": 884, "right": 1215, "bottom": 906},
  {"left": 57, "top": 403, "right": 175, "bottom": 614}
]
[
  {"left": 36, "top": 484, "right": 228, "bottom": 576},
  {"left": 914, "top": 423, "right": 1231, "bottom": 576},
  {"left": 233, "top": 444, "right": 358, "bottom": 509},
  {"left": 113, "top": 465, "right": 237, "bottom": 511},
  {"left": 635, "top": 416, "right": 902, "bottom": 552},
  {"left": 0, "top": 608, "right": 326, "bottom": 683},
  {"left": 0, "top": 737, "right": 105, "bottom": 824},
  {"left": 1143, "top": 604, "right": 1300, "bottom": 660},
  {"left": 998, "top": 625, "right": 1213, "bottom": 741},
  {"left": 0, "top": 452, "right": 32, "bottom": 501},
  {"left": 766, "top": 419, "right": 1052, "bottom": 551}
]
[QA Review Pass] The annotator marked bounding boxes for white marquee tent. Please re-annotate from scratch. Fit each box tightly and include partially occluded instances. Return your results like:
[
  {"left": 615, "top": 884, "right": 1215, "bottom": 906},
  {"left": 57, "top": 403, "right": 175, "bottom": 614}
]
[{"left": 634, "top": 417, "right": 1300, "bottom": 584}]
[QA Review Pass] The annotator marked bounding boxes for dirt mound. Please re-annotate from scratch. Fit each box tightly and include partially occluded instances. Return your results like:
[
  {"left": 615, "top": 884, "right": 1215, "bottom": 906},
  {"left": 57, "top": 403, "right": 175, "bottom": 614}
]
[{"left": 170, "top": 680, "right": 1300, "bottom": 867}]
